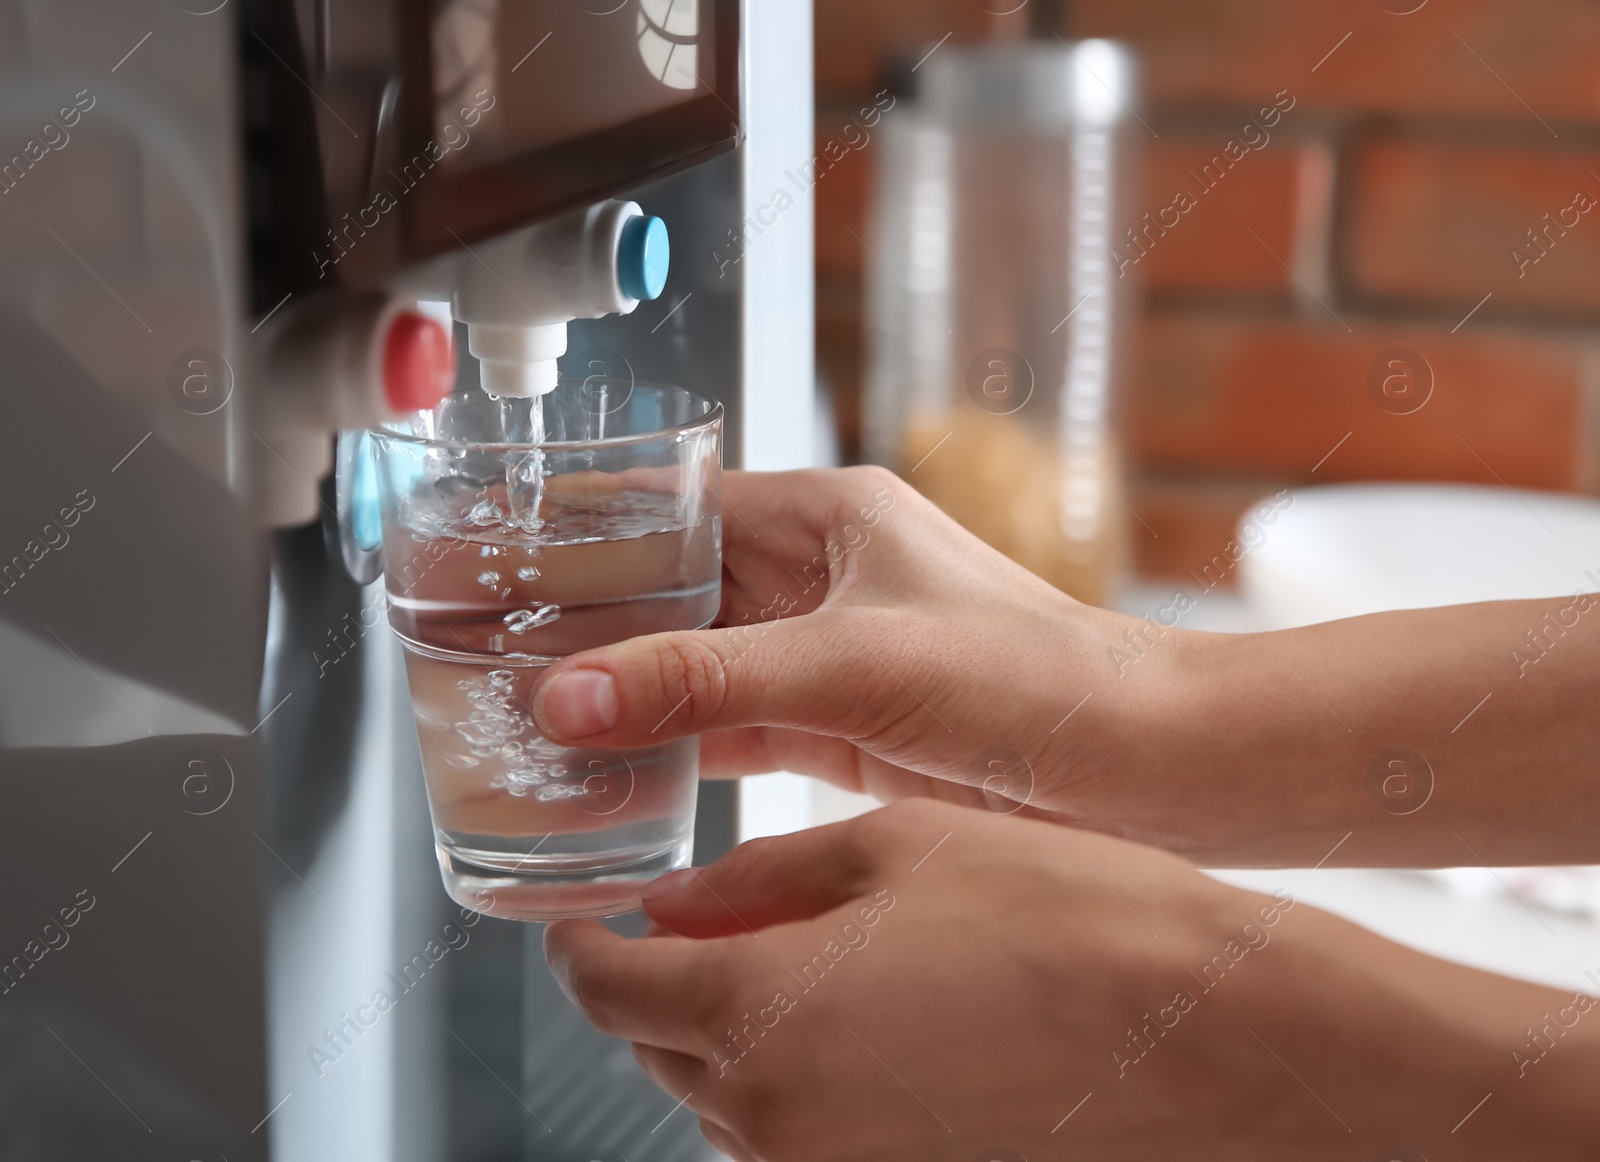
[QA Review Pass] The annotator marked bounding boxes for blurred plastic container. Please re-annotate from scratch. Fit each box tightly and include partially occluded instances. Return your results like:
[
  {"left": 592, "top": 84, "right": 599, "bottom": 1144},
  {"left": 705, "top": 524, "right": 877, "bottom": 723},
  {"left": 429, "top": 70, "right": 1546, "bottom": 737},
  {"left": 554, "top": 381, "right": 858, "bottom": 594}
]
[
  {"left": 1238, "top": 482, "right": 1600, "bottom": 629},
  {"left": 863, "top": 40, "right": 1142, "bottom": 606}
]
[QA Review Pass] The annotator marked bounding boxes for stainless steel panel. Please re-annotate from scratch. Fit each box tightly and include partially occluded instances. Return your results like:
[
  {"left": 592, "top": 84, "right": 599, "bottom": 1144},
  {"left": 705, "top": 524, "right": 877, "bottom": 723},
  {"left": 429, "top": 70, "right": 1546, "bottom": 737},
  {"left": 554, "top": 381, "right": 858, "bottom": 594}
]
[{"left": 0, "top": 2, "right": 268, "bottom": 1157}]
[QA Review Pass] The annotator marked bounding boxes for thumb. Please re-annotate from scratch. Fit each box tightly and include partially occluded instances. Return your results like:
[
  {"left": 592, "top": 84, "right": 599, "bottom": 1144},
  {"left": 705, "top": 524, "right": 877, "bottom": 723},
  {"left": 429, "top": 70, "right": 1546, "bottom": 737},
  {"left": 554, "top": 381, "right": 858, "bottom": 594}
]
[
  {"left": 530, "top": 611, "right": 895, "bottom": 748},
  {"left": 639, "top": 817, "right": 883, "bottom": 938}
]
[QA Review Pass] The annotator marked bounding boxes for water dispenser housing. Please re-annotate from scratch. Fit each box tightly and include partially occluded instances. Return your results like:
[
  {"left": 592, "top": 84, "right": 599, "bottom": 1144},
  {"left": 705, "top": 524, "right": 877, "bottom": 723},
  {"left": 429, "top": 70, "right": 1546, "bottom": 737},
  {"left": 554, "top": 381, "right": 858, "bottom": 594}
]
[
  {"left": 245, "top": 0, "right": 735, "bottom": 519},
  {"left": 0, "top": 1, "right": 814, "bottom": 1158}
]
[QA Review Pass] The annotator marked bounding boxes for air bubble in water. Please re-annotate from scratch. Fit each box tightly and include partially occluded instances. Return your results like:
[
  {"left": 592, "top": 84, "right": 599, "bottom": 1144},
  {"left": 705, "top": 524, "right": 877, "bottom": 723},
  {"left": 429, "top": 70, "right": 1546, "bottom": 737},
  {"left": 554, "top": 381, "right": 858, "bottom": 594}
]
[
  {"left": 487, "top": 670, "right": 515, "bottom": 687},
  {"left": 502, "top": 604, "right": 561, "bottom": 634},
  {"left": 516, "top": 565, "right": 541, "bottom": 581},
  {"left": 536, "top": 783, "right": 588, "bottom": 802},
  {"left": 477, "top": 571, "right": 500, "bottom": 586}
]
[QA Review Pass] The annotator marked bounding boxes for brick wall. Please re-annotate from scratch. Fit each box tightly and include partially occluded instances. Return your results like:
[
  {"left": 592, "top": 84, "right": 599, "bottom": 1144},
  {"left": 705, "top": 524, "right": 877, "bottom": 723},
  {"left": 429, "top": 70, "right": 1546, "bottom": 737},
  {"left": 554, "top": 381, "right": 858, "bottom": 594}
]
[{"left": 815, "top": 0, "right": 1600, "bottom": 585}]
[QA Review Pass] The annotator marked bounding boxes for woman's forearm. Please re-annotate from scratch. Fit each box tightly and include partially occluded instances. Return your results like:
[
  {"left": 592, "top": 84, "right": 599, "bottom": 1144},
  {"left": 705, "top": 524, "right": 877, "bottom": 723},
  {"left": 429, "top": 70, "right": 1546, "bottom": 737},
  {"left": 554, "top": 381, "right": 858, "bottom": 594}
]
[{"left": 1111, "top": 598, "right": 1600, "bottom": 867}]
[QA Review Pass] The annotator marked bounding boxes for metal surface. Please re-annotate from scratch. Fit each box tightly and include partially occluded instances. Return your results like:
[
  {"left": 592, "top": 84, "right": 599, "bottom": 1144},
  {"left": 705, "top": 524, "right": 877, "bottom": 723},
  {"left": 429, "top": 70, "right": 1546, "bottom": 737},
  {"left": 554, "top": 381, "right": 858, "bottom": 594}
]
[
  {"left": 0, "top": 2, "right": 266, "bottom": 1159},
  {"left": 0, "top": 0, "right": 814, "bottom": 1158}
]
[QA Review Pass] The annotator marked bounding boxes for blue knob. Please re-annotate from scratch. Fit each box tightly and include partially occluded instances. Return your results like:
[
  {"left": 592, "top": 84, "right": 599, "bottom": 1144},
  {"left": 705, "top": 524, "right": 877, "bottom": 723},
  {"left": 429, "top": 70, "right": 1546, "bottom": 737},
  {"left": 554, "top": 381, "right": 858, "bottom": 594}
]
[
  {"left": 618, "top": 214, "right": 670, "bottom": 301},
  {"left": 351, "top": 430, "right": 383, "bottom": 551}
]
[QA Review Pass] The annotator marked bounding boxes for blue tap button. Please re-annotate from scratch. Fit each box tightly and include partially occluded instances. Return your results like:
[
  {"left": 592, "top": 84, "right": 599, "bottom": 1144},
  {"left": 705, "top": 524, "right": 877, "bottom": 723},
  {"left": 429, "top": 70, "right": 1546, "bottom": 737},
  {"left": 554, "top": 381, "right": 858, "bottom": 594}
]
[
  {"left": 351, "top": 430, "right": 383, "bottom": 552},
  {"left": 618, "top": 214, "right": 670, "bottom": 301}
]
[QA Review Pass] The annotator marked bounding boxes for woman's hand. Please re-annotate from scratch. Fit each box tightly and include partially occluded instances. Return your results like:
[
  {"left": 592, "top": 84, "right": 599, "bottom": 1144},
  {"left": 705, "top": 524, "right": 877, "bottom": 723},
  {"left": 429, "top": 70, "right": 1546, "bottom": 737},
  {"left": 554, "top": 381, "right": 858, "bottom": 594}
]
[
  {"left": 530, "top": 467, "right": 1600, "bottom": 868},
  {"left": 546, "top": 801, "right": 1599, "bottom": 1161},
  {"left": 531, "top": 466, "right": 1160, "bottom": 830}
]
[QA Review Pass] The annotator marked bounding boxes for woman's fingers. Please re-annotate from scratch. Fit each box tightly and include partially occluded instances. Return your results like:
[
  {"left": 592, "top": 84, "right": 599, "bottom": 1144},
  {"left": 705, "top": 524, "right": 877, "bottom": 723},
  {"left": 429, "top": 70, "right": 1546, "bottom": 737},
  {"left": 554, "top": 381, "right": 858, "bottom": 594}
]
[
  {"left": 698, "top": 726, "right": 867, "bottom": 785},
  {"left": 629, "top": 1042, "right": 706, "bottom": 1101},
  {"left": 699, "top": 727, "right": 993, "bottom": 812},
  {"left": 543, "top": 920, "right": 726, "bottom": 1053},
  {"left": 530, "top": 611, "right": 908, "bottom": 749},
  {"left": 640, "top": 815, "right": 886, "bottom": 938},
  {"left": 715, "top": 466, "right": 895, "bottom": 565},
  {"left": 713, "top": 465, "right": 908, "bottom": 621},
  {"left": 696, "top": 1117, "right": 756, "bottom": 1162},
  {"left": 629, "top": 1046, "right": 759, "bottom": 1160}
]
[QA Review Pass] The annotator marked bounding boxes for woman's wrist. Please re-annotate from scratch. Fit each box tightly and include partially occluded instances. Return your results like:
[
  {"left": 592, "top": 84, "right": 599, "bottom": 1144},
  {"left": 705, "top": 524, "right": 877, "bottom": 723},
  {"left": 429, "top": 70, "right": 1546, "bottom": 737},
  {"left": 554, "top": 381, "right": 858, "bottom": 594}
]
[
  {"left": 1275, "top": 904, "right": 1600, "bottom": 1158},
  {"left": 1058, "top": 620, "right": 1335, "bottom": 862}
]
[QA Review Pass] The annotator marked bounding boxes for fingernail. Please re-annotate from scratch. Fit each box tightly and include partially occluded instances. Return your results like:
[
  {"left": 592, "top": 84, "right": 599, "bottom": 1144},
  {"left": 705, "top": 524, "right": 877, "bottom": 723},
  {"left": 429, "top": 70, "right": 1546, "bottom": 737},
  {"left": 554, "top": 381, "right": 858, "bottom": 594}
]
[
  {"left": 538, "top": 669, "right": 618, "bottom": 738},
  {"left": 640, "top": 868, "right": 700, "bottom": 902}
]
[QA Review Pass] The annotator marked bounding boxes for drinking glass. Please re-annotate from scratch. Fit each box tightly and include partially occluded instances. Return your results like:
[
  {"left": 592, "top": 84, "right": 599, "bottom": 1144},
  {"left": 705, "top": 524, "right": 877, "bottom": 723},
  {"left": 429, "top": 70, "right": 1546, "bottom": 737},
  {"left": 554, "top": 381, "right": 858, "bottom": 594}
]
[{"left": 371, "top": 379, "right": 722, "bottom": 920}]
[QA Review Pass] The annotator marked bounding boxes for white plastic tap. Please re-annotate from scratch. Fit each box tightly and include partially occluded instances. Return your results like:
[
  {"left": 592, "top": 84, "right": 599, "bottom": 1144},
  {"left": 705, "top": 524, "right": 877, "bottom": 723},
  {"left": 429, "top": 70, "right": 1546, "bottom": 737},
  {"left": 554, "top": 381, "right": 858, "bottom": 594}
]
[{"left": 452, "top": 199, "right": 670, "bottom": 397}]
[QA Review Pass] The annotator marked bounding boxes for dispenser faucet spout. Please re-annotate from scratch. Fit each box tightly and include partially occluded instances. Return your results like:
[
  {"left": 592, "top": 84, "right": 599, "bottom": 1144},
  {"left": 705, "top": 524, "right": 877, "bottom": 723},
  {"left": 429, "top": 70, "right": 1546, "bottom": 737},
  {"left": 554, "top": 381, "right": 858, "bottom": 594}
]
[{"left": 452, "top": 199, "right": 670, "bottom": 397}]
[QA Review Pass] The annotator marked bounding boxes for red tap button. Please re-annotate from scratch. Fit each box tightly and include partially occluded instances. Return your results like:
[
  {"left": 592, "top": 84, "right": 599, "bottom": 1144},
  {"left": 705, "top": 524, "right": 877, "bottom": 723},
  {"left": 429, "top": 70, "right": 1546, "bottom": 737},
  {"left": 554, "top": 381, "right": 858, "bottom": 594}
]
[{"left": 383, "top": 311, "right": 454, "bottom": 412}]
